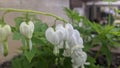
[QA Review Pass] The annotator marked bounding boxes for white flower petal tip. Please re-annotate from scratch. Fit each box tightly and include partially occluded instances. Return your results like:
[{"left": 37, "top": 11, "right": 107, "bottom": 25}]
[
  {"left": 84, "top": 62, "right": 90, "bottom": 65},
  {"left": 63, "top": 49, "right": 71, "bottom": 57},
  {"left": 29, "top": 39, "right": 32, "bottom": 51},
  {"left": 20, "top": 21, "right": 34, "bottom": 39},
  {"left": 79, "top": 22, "right": 83, "bottom": 27},
  {"left": 53, "top": 46, "right": 59, "bottom": 55}
]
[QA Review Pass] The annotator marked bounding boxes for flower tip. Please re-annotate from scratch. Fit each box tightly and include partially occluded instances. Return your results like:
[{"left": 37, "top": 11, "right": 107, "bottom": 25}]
[
  {"left": 85, "top": 62, "right": 90, "bottom": 65},
  {"left": 3, "top": 51, "right": 8, "bottom": 56}
]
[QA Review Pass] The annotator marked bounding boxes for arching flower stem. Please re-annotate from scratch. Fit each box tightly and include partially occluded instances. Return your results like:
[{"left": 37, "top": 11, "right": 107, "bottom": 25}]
[{"left": 0, "top": 8, "right": 67, "bottom": 23}]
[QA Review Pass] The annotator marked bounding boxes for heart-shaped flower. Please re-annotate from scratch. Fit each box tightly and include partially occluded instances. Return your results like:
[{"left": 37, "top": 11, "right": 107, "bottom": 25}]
[
  {"left": 45, "top": 27, "right": 60, "bottom": 45},
  {"left": 71, "top": 48, "right": 89, "bottom": 68},
  {"left": 0, "top": 25, "right": 11, "bottom": 42},
  {"left": 20, "top": 21, "right": 34, "bottom": 39},
  {"left": 70, "top": 30, "right": 84, "bottom": 48},
  {"left": 0, "top": 24, "right": 11, "bottom": 56},
  {"left": 20, "top": 21, "right": 34, "bottom": 50},
  {"left": 45, "top": 27, "right": 60, "bottom": 55}
]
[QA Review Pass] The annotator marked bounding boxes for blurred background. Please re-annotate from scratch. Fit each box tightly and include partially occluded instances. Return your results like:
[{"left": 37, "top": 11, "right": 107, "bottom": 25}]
[
  {"left": 0, "top": 0, "right": 120, "bottom": 64},
  {"left": 0, "top": 0, "right": 69, "bottom": 63}
]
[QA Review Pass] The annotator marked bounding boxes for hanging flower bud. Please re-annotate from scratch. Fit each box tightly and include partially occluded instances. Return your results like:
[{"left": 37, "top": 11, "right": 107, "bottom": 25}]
[
  {"left": 20, "top": 21, "right": 34, "bottom": 51},
  {"left": 0, "top": 24, "right": 11, "bottom": 56}
]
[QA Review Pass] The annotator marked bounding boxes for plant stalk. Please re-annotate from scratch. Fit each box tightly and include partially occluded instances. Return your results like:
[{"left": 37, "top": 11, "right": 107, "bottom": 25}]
[{"left": 0, "top": 8, "right": 67, "bottom": 23}]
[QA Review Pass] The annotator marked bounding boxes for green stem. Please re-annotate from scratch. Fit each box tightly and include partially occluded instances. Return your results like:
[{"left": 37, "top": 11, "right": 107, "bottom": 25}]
[{"left": 0, "top": 8, "right": 67, "bottom": 23}]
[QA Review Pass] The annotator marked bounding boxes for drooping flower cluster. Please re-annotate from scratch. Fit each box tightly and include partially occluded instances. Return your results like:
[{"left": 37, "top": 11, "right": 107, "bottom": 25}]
[
  {"left": 45, "top": 23, "right": 89, "bottom": 68},
  {"left": 20, "top": 21, "right": 34, "bottom": 51},
  {"left": 0, "top": 24, "right": 11, "bottom": 56}
]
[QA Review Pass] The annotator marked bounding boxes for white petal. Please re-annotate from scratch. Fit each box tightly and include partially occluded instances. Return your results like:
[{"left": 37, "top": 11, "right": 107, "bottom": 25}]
[
  {"left": 71, "top": 30, "right": 84, "bottom": 48},
  {"left": 55, "top": 24, "right": 64, "bottom": 30},
  {"left": 20, "top": 21, "right": 34, "bottom": 39},
  {"left": 53, "top": 46, "right": 59, "bottom": 55},
  {"left": 58, "top": 41, "right": 64, "bottom": 49},
  {"left": 29, "top": 39, "right": 32, "bottom": 51},
  {"left": 0, "top": 25, "right": 11, "bottom": 42},
  {"left": 65, "top": 23, "right": 74, "bottom": 40},
  {"left": 45, "top": 27, "right": 59, "bottom": 45},
  {"left": 63, "top": 49, "right": 71, "bottom": 57},
  {"left": 71, "top": 50, "right": 87, "bottom": 68}
]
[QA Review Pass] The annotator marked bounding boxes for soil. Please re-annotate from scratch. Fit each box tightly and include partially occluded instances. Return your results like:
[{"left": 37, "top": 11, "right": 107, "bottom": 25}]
[
  {"left": 96, "top": 53, "right": 120, "bottom": 68},
  {"left": 0, "top": 61, "right": 11, "bottom": 68}
]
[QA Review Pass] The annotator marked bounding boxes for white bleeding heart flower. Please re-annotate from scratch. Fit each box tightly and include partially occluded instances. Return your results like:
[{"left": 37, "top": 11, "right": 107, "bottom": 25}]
[
  {"left": 70, "top": 30, "right": 84, "bottom": 48},
  {"left": 0, "top": 25, "right": 11, "bottom": 42},
  {"left": 65, "top": 29, "right": 84, "bottom": 50},
  {"left": 71, "top": 47, "right": 89, "bottom": 68},
  {"left": 55, "top": 24, "right": 66, "bottom": 48},
  {"left": 0, "top": 24, "right": 11, "bottom": 56},
  {"left": 20, "top": 21, "right": 34, "bottom": 39},
  {"left": 65, "top": 23, "right": 74, "bottom": 41},
  {"left": 45, "top": 27, "right": 60, "bottom": 45},
  {"left": 45, "top": 27, "right": 61, "bottom": 55},
  {"left": 20, "top": 21, "right": 34, "bottom": 50}
]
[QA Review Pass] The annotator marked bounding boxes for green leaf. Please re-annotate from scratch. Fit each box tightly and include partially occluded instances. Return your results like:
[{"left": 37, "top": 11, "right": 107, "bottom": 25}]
[
  {"left": 15, "top": 17, "right": 24, "bottom": 30},
  {"left": 86, "top": 56, "right": 101, "bottom": 68},
  {"left": 101, "top": 44, "right": 112, "bottom": 67},
  {"left": 24, "top": 49, "right": 36, "bottom": 63},
  {"left": 64, "top": 7, "right": 81, "bottom": 23},
  {"left": 12, "top": 56, "right": 32, "bottom": 68},
  {"left": 34, "top": 19, "right": 48, "bottom": 32},
  {"left": 12, "top": 58, "right": 22, "bottom": 68},
  {"left": 13, "top": 32, "right": 21, "bottom": 40}
]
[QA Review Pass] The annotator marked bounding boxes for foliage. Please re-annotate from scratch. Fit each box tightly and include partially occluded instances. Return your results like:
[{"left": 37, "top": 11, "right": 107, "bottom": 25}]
[
  {"left": 64, "top": 8, "right": 120, "bottom": 68},
  {"left": 0, "top": 7, "right": 119, "bottom": 68},
  {"left": 11, "top": 14, "right": 73, "bottom": 68}
]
